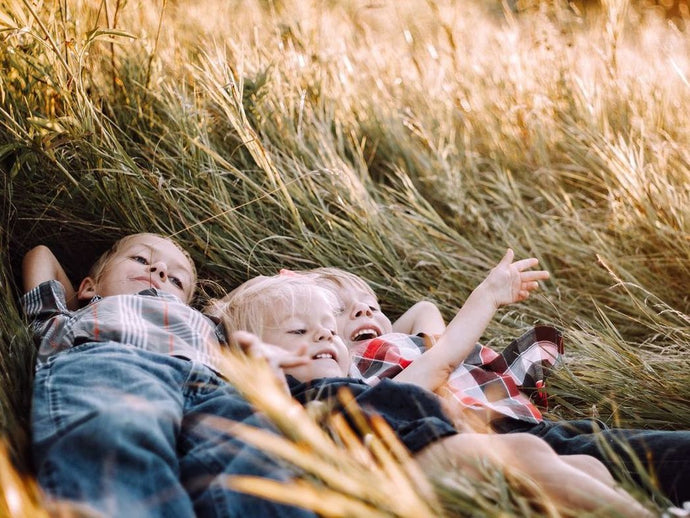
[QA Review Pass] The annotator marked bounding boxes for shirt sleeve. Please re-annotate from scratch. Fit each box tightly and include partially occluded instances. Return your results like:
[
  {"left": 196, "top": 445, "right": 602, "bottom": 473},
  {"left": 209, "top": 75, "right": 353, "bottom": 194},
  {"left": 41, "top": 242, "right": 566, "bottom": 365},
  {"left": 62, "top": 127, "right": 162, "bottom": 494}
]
[{"left": 20, "top": 280, "right": 71, "bottom": 338}]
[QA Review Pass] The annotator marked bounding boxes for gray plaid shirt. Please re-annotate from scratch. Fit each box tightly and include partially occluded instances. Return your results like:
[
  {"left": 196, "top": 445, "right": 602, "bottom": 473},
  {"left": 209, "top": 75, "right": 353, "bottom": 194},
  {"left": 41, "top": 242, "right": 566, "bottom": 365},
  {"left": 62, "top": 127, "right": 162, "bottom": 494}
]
[{"left": 22, "top": 280, "right": 226, "bottom": 371}]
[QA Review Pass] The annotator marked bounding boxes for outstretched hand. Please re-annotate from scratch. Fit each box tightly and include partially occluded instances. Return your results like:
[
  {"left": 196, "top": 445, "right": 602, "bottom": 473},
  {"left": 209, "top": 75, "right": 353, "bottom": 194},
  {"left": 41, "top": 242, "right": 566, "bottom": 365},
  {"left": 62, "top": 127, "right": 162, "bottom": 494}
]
[
  {"left": 482, "top": 249, "right": 549, "bottom": 308},
  {"left": 232, "top": 330, "right": 309, "bottom": 392}
]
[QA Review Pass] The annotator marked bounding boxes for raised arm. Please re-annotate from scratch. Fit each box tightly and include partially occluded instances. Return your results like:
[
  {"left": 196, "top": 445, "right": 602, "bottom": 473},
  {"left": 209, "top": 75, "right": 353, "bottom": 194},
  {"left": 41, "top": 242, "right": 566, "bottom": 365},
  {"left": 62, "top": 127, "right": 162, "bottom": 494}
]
[
  {"left": 392, "top": 300, "right": 446, "bottom": 337},
  {"left": 394, "top": 249, "right": 549, "bottom": 391},
  {"left": 22, "top": 245, "right": 78, "bottom": 309}
]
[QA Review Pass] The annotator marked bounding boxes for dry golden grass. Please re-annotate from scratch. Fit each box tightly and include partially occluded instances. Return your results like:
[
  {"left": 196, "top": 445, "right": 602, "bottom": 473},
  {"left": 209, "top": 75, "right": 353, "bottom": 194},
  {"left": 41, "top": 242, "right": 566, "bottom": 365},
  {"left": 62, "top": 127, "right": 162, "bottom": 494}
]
[{"left": 1, "top": 0, "right": 689, "bottom": 514}]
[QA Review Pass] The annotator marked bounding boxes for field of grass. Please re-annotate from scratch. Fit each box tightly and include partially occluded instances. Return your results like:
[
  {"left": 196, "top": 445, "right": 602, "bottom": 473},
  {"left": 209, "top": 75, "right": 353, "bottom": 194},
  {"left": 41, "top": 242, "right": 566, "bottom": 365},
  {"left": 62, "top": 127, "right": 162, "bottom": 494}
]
[{"left": 1, "top": 0, "right": 690, "bottom": 515}]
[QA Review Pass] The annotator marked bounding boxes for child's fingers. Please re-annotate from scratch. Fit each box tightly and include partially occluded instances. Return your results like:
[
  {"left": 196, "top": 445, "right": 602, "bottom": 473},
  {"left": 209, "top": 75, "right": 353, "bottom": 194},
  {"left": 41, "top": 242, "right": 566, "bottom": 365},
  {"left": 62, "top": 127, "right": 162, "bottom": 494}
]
[
  {"left": 521, "top": 270, "right": 550, "bottom": 282},
  {"left": 498, "top": 248, "right": 515, "bottom": 266},
  {"left": 279, "top": 358, "right": 310, "bottom": 368},
  {"left": 259, "top": 343, "right": 309, "bottom": 368},
  {"left": 512, "top": 257, "right": 540, "bottom": 271},
  {"left": 276, "top": 345, "right": 310, "bottom": 368},
  {"left": 232, "top": 330, "right": 262, "bottom": 355},
  {"left": 232, "top": 332, "right": 305, "bottom": 368},
  {"left": 232, "top": 330, "right": 253, "bottom": 344}
]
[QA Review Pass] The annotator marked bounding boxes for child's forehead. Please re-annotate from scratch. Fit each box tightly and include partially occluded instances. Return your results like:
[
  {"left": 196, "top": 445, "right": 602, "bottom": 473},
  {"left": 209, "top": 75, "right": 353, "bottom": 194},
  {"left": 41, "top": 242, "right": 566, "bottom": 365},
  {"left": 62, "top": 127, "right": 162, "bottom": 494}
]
[
  {"left": 337, "top": 282, "right": 377, "bottom": 302},
  {"left": 272, "top": 286, "right": 337, "bottom": 320}
]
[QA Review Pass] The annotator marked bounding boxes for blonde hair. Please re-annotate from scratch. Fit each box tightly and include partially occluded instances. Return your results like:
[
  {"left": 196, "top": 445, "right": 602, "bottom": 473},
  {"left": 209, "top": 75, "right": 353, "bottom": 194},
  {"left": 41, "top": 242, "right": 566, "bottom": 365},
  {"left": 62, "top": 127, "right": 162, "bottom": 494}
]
[
  {"left": 307, "top": 267, "right": 378, "bottom": 300},
  {"left": 88, "top": 232, "right": 198, "bottom": 299},
  {"left": 210, "top": 275, "right": 338, "bottom": 337}
]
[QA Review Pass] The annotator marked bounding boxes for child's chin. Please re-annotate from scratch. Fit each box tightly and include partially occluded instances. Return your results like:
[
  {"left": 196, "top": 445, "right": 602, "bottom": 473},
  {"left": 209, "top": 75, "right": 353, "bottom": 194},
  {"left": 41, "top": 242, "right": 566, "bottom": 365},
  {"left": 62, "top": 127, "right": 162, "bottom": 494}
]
[
  {"left": 322, "top": 370, "right": 344, "bottom": 379},
  {"left": 288, "top": 365, "right": 345, "bottom": 382},
  {"left": 314, "top": 365, "right": 347, "bottom": 379}
]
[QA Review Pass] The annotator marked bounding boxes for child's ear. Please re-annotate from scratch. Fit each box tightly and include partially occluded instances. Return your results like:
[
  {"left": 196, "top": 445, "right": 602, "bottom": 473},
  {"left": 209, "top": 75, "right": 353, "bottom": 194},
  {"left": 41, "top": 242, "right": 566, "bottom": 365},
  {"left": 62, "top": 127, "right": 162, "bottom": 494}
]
[{"left": 77, "top": 277, "right": 98, "bottom": 301}]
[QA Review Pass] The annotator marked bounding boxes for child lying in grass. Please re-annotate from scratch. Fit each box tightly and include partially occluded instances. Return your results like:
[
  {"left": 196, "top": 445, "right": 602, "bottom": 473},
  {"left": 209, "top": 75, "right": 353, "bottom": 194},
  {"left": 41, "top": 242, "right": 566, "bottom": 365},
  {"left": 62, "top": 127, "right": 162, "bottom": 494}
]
[
  {"left": 21, "top": 234, "right": 315, "bottom": 518},
  {"left": 304, "top": 251, "right": 690, "bottom": 505},
  {"left": 216, "top": 274, "right": 653, "bottom": 516},
  {"left": 306, "top": 249, "right": 559, "bottom": 428}
]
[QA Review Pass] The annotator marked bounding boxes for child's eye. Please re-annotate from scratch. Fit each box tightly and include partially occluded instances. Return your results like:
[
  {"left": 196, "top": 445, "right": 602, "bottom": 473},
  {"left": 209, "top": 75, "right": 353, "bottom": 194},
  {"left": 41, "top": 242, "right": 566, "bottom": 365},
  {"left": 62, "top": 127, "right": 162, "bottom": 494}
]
[
  {"left": 288, "top": 329, "right": 306, "bottom": 335},
  {"left": 169, "top": 276, "right": 183, "bottom": 289},
  {"left": 334, "top": 306, "right": 345, "bottom": 316},
  {"left": 131, "top": 255, "right": 149, "bottom": 265},
  {"left": 369, "top": 306, "right": 379, "bottom": 312}
]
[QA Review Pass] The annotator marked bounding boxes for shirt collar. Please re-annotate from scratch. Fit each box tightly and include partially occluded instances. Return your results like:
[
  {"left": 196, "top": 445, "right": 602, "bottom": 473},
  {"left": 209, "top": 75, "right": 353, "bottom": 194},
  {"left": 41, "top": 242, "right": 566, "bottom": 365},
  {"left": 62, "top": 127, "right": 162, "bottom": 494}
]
[{"left": 89, "top": 288, "right": 184, "bottom": 305}]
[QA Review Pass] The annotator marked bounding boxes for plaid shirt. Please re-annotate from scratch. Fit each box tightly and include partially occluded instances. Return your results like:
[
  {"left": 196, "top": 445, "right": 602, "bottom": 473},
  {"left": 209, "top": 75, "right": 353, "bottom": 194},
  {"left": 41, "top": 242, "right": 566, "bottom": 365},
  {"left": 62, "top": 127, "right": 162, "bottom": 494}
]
[
  {"left": 350, "top": 325, "right": 563, "bottom": 424},
  {"left": 22, "top": 280, "right": 225, "bottom": 371}
]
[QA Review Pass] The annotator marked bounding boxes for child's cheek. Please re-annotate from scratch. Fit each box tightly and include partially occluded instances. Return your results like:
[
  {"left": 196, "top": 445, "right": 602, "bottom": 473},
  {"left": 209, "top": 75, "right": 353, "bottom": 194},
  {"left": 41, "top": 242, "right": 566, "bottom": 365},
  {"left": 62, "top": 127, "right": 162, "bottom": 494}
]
[
  {"left": 342, "top": 351, "right": 353, "bottom": 375},
  {"left": 283, "top": 365, "right": 308, "bottom": 383}
]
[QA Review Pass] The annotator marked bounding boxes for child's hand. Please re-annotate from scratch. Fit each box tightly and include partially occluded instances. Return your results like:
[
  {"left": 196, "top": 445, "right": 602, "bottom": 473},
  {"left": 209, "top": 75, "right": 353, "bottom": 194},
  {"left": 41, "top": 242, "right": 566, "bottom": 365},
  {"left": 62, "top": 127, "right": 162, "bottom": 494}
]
[
  {"left": 481, "top": 249, "right": 549, "bottom": 308},
  {"left": 232, "top": 331, "right": 309, "bottom": 392}
]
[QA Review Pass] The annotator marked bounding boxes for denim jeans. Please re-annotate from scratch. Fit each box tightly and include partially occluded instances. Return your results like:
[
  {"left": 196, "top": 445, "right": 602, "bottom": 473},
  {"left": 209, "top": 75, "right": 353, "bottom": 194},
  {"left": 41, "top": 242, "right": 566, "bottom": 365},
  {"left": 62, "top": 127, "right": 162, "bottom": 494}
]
[
  {"left": 32, "top": 342, "right": 316, "bottom": 518},
  {"left": 493, "top": 417, "right": 690, "bottom": 505}
]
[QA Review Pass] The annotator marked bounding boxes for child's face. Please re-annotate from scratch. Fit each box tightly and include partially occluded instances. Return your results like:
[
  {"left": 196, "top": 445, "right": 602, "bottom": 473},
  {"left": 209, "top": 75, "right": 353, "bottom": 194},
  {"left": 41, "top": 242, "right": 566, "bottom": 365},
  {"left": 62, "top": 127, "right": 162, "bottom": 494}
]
[
  {"left": 262, "top": 287, "right": 350, "bottom": 382},
  {"left": 78, "top": 234, "right": 195, "bottom": 303},
  {"left": 333, "top": 283, "right": 393, "bottom": 350}
]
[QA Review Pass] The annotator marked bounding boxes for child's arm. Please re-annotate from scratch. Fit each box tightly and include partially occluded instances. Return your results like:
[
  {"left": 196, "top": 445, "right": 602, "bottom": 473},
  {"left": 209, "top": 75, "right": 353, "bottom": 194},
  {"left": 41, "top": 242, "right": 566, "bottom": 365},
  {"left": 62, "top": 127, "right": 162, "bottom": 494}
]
[
  {"left": 392, "top": 301, "right": 446, "bottom": 337},
  {"left": 394, "top": 249, "right": 549, "bottom": 391},
  {"left": 22, "top": 245, "right": 78, "bottom": 310}
]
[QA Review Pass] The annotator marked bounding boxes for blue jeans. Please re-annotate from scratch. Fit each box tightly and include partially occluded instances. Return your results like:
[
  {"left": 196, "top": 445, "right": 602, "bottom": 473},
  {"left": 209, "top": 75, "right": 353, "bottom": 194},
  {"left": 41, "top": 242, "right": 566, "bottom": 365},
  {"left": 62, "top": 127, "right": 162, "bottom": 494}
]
[
  {"left": 31, "top": 342, "right": 316, "bottom": 518},
  {"left": 493, "top": 417, "right": 690, "bottom": 504}
]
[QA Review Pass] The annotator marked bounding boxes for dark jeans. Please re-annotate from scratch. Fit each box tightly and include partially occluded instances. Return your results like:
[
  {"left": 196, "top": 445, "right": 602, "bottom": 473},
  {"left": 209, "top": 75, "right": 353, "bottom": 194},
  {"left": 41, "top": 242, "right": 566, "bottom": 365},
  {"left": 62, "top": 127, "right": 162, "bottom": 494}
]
[{"left": 493, "top": 417, "right": 690, "bottom": 505}]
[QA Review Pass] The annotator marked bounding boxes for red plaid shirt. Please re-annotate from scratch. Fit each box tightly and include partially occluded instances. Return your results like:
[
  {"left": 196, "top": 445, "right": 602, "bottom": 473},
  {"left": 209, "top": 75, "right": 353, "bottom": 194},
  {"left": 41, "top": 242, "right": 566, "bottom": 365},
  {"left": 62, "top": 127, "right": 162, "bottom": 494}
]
[{"left": 350, "top": 325, "right": 563, "bottom": 424}]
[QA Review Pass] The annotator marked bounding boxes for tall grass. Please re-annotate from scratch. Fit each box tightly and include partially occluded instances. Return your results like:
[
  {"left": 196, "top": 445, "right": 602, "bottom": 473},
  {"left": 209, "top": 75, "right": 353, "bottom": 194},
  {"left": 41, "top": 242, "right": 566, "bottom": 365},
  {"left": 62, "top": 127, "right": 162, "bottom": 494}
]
[{"left": 1, "top": 0, "right": 689, "bottom": 514}]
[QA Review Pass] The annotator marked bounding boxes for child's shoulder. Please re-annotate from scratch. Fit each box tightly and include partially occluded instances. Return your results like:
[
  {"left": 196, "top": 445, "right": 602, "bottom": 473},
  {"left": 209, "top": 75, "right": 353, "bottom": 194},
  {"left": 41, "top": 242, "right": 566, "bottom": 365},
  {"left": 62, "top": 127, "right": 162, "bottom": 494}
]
[
  {"left": 21, "top": 278, "right": 67, "bottom": 304},
  {"left": 21, "top": 279, "right": 73, "bottom": 322}
]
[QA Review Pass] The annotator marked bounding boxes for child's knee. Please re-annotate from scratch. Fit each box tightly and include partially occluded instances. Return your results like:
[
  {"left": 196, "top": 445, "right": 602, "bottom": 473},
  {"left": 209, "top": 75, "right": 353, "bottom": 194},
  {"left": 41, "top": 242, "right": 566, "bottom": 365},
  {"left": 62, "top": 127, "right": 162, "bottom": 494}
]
[
  {"left": 488, "top": 433, "right": 563, "bottom": 468},
  {"left": 562, "top": 454, "right": 615, "bottom": 484}
]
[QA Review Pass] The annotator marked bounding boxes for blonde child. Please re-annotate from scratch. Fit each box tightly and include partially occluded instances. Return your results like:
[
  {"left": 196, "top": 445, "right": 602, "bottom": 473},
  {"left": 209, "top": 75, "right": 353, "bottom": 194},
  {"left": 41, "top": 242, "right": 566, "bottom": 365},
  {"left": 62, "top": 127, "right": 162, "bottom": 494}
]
[
  {"left": 22, "top": 234, "right": 314, "bottom": 518},
  {"left": 306, "top": 251, "right": 690, "bottom": 504},
  {"left": 214, "top": 274, "right": 652, "bottom": 516},
  {"left": 306, "top": 249, "right": 559, "bottom": 427}
]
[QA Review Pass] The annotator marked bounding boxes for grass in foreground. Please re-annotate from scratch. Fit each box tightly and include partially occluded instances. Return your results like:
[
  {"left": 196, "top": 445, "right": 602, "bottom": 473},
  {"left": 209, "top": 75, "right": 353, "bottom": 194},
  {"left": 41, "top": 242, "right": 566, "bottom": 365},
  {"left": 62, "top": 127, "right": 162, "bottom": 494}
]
[{"left": 1, "top": 0, "right": 689, "bottom": 514}]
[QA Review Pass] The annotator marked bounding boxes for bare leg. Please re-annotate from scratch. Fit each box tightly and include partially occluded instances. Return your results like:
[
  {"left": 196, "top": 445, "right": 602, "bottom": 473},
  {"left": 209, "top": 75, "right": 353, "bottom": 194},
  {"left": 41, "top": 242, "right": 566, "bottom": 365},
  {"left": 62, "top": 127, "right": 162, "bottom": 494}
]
[
  {"left": 561, "top": 454, "right": 616, "bottom": 487},
  {"left": 414, "top": 433, "right": 652, "bottom": 517}
]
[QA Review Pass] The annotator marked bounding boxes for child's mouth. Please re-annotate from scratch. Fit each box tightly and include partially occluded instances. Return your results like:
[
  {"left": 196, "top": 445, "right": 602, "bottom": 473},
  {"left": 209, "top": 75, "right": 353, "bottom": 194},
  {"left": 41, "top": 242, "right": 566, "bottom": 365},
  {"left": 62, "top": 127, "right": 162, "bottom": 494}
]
[
  {"left": 133, "top": 277, "right": 160, "bottom": 289},
  {"left": 351, "top": 327, "right": 381, "bottom": 342},
  {"left": 312, "top": 351, "right": 337, "bottom": 362}
]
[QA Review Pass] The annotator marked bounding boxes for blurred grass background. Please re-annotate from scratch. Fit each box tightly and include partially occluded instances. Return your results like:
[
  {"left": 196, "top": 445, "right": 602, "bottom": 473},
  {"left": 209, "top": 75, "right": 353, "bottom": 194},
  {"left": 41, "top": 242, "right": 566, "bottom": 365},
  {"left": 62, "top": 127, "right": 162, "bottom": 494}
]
[{"left": 1, "top": 0, "right": 689, "bottom": 515}]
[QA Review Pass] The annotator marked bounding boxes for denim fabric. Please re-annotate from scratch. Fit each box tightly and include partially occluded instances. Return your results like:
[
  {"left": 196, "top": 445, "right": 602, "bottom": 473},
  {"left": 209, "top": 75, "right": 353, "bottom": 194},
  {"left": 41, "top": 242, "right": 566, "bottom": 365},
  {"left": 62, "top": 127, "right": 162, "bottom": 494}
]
[
  {"left": 32, "top": 342, "right": 315, "bottom": 518},
  {"left": 492, "top": 417, "right": 690, "bottom": 505}
]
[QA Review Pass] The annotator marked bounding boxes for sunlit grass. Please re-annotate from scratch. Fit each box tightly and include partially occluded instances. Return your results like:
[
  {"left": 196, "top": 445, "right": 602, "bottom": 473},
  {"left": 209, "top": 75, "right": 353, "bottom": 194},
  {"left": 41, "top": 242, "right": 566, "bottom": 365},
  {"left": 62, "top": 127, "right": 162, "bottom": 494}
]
[{"left": 1, "top": 0, "right": 689, "bottom": 514}]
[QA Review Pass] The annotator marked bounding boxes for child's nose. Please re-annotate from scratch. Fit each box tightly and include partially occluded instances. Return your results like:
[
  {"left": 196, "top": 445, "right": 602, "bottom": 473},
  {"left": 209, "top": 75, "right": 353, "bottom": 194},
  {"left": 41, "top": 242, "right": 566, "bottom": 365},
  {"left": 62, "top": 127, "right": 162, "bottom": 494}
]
[
  {"left": 149, "top": 262, "right": 168, "bottom": 280},
  {"left": 314, "top": 328, "right": 334, "bottom": 342},
  {"left": 351, "top": 302, "right": 372, "bottom": 319}
]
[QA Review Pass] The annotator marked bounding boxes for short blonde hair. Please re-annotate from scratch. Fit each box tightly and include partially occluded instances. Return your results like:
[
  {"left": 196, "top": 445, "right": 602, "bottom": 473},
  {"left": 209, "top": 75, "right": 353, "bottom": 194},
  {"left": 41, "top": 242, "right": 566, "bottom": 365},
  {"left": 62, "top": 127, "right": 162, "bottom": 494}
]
[
  {"left": 88, "top": 232, "right": 198, "bottom": 299},
  {"left": 210, "top": 274, "right": 338, "bottom": 337},
  {"left": 307, "top": 267, "right": 378, "bottom": 300}
]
